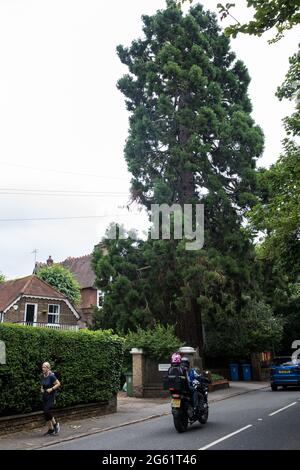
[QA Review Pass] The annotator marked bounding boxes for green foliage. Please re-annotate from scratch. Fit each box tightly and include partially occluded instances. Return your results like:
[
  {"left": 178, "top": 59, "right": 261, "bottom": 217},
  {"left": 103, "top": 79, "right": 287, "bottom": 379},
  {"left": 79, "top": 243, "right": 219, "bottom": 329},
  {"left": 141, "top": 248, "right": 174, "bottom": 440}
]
[
  {"left": 217, "top": 1, "right": 300, "bottom": 43},
  {"left": 110, "top": 1, "right": 266, "bottom": 353},
  {"left": 125, "top": 324, "right": 184, "bottom": 361},
  {"left": 249, "top": 141, "right": 300, "bottom": 278},
  {"left": 0, "top": 324, "right": 124, "bottom": 416},
  {"left": 36, "top": 264, "right": 81, "bottom": 306},
  {"left": 117, "top": 2, "right": 263, "bottom": 212},
  {"left": 211, "top": 0, "right": 299, "bottom": 355},
  {"left": 203, "top": 299, "right": 283, "bottom": 357},
  {"left": 279, "top": 280, "right": 300, "bottom": 351},
  {"left": 0, "top": 272, "right": 5, "bottom": 284},
  {"left": 91, "top": 228, "right": 154, "bottom": 333},
  {"left": 211, "top": 373, "right": 225, "bottom": 381},
  {"left": 276, "top": 49, "right": 300, "bottom": 137}
]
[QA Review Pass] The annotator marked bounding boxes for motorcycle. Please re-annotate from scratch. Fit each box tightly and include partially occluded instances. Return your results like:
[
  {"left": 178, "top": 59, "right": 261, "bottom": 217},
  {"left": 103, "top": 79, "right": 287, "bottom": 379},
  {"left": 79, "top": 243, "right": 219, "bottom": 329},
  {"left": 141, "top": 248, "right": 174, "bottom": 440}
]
[{"left": 169, "top": 377, "right": 209, "bottom": 433}]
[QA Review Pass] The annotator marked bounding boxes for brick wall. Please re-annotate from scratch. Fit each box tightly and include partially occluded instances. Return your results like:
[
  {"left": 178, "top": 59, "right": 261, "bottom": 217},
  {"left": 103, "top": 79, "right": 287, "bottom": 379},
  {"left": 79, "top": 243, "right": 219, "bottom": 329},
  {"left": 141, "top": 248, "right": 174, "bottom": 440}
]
[
  {"left": 4, "top": 296, "right": 78, "bottom": 325},
  {"left": 80, "top": 288, "right": 97, "bottom": 325},
  {"left": 0, "top": 396, "right": 117, "bottom": 436}
]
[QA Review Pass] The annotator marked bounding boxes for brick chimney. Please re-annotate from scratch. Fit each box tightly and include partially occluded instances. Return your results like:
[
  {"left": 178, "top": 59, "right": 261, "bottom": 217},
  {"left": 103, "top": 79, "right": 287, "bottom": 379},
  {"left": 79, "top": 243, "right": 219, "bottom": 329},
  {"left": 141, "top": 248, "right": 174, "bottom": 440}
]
[{"left": 47, "top": 255, "right": 54, "bottom": 266}]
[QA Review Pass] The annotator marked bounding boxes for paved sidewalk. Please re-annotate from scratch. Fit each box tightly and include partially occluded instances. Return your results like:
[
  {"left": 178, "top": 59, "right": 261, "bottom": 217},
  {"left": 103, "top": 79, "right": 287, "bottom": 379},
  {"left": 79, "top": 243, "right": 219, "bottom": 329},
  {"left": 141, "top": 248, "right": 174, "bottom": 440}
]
[{"left": 0, "top": 381, "right": 269, "bottom": 450}]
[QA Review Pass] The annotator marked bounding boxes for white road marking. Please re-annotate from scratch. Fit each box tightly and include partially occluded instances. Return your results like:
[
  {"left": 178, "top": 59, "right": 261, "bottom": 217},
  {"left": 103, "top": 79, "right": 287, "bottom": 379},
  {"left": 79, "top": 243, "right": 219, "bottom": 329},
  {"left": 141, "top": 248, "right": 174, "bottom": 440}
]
[
  {"left": 269, "top": 402, "right": 297, "bottom": 416},
  {"left": 199, "top": 425, "right": 253, "bottom": 450},
  {"left": 258, "top": 418, "right": 263, "bottom": 421}
]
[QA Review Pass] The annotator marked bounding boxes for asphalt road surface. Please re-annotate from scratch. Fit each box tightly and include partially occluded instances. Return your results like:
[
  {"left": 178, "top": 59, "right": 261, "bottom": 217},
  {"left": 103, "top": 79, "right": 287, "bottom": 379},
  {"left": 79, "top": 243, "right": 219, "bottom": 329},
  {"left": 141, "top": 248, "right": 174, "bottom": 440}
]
[{"left": 45, "top": 387, "right": 300, "bottom": 450}]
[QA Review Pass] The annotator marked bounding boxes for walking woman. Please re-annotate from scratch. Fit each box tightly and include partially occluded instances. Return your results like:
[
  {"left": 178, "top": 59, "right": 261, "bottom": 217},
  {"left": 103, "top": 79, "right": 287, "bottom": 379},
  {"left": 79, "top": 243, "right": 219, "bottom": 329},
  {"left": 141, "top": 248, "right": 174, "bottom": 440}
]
[{"left": 41, "top": 362, "right": 60, "bottom": 435}]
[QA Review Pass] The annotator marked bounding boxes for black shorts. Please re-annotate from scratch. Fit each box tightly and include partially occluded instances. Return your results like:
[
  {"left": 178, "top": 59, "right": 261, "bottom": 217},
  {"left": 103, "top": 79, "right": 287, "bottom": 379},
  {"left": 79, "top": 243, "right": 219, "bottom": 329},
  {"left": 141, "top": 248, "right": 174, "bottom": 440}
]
[{"left": 43, "top": 394, "right": 55, "bottom": 420}]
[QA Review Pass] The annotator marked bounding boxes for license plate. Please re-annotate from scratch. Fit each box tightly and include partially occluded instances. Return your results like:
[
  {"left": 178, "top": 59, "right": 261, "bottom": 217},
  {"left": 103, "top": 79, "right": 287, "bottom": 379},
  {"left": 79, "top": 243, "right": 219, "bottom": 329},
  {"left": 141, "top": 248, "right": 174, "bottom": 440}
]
[
  {"left": 171, "top": 398, "right": 181, "bottom": 408},
  {"left": 279, "top": 370, "right": 290, "bottom": 374}
]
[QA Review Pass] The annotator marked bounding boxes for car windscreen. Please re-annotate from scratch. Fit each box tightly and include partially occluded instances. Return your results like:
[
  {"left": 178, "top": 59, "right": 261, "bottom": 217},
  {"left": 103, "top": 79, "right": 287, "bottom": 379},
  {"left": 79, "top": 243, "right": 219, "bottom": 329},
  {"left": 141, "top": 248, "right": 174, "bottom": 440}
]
[
  {"left": 271, "top": 357, "right": 291, "bottom": 366},
  {"left": 280, "top": 361, "right": 300, "bottom": 366}
]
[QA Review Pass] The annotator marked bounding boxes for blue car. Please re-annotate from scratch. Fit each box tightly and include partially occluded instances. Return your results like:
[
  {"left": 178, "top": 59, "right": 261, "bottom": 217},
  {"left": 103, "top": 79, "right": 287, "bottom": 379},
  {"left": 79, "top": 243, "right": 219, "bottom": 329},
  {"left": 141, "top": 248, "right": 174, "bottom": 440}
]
[{"left": 270, "top": 357, "right": 300, "bottom": 391}]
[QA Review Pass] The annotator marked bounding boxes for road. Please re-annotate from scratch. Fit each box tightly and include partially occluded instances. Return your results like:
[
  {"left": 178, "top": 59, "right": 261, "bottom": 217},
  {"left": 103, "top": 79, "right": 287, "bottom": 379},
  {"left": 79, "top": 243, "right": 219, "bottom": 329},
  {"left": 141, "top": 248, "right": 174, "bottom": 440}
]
[{"left": 44, "top": 387, "right": 300, "bottom": 450}]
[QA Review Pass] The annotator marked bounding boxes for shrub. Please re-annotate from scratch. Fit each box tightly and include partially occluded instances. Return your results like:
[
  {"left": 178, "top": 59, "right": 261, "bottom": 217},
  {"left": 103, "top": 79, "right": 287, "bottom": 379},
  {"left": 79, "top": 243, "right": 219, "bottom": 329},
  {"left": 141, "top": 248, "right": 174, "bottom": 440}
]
[
  {"left": 211, "top": 373, "right": 225, "bottom": 382},
  {"left": 36, "top": 264, "right": 81, "bottom": 306},
  {"left": 0, "top": 324, "right": 124, "bottom": 416},
  {"left": 124, "top": 324, "right": 184, "bottom": 367}
]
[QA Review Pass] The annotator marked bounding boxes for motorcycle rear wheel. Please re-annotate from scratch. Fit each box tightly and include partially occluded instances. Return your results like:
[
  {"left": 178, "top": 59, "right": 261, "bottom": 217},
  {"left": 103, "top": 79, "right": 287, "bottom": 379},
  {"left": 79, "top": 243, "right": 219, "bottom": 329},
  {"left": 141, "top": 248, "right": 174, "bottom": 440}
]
[{"left": 172, "top": 410, "right": 188, "bottom": 433}]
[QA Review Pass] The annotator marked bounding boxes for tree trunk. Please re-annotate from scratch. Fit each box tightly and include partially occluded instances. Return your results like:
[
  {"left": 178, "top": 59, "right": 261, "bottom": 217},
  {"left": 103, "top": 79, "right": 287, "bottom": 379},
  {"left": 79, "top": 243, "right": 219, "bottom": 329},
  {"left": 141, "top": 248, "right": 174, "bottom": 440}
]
[
  {"left": 176, "top": 97, "right": 202, "bottom": 352},
  {"left": 176, "top": 297, "right": 204, "bottom": 355},
  {"left": 178, "top": 96, "right": 195, "bottom": 204}
]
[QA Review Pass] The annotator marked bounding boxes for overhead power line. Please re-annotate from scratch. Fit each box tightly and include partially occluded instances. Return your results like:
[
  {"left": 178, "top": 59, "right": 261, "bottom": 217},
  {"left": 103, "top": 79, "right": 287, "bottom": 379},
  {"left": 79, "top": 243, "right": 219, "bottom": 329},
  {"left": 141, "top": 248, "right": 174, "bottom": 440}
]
[
  {"left": 0, "top": 161, "right": 130, "bottom": 181},
  {"left": 0, "top": 187, "right": 129, "bottom": 197},
  {"left": 0, "top": 215, "right": 111, "bottom": 222},
  {"left": 0, "top": 213, "right": 142, "bottom": 222},
  {"left": 0, "top": 188, "right": 127, "bottom": 193}
]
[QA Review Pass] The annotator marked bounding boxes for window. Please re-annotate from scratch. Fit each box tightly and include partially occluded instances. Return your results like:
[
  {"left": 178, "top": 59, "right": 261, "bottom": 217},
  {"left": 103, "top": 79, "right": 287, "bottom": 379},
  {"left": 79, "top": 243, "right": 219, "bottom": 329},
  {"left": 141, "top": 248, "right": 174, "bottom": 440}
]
[{"left": 48, "top": 305, "right": 60, "bottom": 324}]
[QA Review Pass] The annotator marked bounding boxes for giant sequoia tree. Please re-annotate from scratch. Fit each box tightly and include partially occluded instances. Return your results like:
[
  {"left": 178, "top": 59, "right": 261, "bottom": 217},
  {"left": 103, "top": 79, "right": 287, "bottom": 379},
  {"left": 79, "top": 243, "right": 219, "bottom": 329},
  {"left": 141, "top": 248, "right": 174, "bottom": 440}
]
[
  {"left": 92, "top": 1, "right": 271, "bottom": 353},
  {"left": 117, "top": 1, "right": 264, "bottom": 216},
  {"left": 117, "top": 1, "right": 264, "bottom": 276}
]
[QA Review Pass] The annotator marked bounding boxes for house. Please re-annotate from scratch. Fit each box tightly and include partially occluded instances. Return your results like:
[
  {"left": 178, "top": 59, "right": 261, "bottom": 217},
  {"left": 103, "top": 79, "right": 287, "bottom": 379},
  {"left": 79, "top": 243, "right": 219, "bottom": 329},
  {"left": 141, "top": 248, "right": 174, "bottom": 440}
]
[
  {"left": 34, "top": 245, "right": 106, "bottom": 326},
  {"left": 0, "top": 275, "right": 80, "bottom": 330},
  {"left": 60, "top": 254, "right": 101, "bottom": 325}
]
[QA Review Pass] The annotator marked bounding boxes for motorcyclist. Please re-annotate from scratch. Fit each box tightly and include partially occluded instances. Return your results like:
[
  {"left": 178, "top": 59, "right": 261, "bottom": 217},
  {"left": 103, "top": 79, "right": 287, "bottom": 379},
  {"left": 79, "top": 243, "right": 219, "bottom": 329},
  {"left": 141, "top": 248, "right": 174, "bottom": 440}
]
[
  {"left": 166, "top": 352, "right": 190, "bottom": 390},
  {"left": 167, "top": 353, "right": 185, "bottom": 380},
  {"left": 170, "top": 352, "right": 182, "bottom": 368},
  {"left": 180, "top": 356, "right": 203, "bottom": 411}
]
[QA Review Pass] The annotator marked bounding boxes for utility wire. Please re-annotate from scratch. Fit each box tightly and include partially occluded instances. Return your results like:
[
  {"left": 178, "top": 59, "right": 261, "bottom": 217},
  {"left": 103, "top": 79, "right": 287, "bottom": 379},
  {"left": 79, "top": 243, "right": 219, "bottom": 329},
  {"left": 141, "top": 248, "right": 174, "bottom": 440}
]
[
  {"left": 0, "top": 161, "right": 130, "bottom": 181},
  {"left": 0, "top": 192, "right": 129, "bottom": 198},
  {"left": 0, "top": 215, "right": 111, "bottom": 222},
  {"left": 0, "top": 187, "right": 130, "bottom": 197},
  {"left": 0, "top": 212, "right": 142, "bottom": 222},
  {"left": 0, "top": 188, "right": 128, "bottom": 193}
]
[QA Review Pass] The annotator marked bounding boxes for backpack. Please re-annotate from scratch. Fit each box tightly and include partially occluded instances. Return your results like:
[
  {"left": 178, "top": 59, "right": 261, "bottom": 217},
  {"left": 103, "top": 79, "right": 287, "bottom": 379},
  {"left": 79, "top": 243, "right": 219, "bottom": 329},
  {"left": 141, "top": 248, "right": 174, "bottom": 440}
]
[
  {"left": 53, "top": 370, "right": 61, "bottom": 382},
  {"left": 165, "top": 365, "right": 188, "bottom": 392},
  {"left": 53, "top": 371, "right": 61, "bottom": 398}
]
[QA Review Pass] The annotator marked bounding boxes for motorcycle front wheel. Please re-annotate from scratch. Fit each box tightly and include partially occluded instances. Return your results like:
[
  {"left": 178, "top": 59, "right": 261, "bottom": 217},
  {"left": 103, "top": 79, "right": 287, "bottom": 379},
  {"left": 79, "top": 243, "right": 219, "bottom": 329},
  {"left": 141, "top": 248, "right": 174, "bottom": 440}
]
[
  {"left": 198, "top": 394, "right": 209, "bottom": 424},
  {"left": 198, "top": 402, "right": 209, "bottom": 424},
  {"left": 172, "top": 409, "right": 188, "bottom": 433}
]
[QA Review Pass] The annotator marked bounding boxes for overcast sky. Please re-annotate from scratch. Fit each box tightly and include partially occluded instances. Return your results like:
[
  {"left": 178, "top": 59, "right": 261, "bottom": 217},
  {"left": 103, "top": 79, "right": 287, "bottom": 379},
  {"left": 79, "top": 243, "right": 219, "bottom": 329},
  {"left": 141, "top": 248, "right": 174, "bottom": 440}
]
[{"left": 0, "top": 0, "right": 298, "bottom": 279}]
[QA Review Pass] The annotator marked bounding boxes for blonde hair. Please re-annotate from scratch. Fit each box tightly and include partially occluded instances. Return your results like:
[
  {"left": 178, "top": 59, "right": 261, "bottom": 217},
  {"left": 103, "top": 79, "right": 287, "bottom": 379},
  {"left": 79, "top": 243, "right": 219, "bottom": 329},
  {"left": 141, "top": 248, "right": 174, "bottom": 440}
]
[{"left": 42, "top": 362, "right": 51, "bottom": 370}]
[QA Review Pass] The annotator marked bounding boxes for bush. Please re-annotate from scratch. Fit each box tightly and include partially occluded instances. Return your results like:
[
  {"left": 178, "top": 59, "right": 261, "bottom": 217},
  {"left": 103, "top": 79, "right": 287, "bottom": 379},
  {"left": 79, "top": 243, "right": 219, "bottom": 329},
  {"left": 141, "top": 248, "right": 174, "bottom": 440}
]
[
  {"left": 211, "top": 373, "right": 225, "bottom": 382},
  {"left": 204, "top": 299, "right": 283, "bottom": 357},
  {"left": 0, "top": 324, "right": 124, "bottom": 416},
  {"left": 124, "top": 324, "right": 184, "bottom": 369},
  {"left": 36, "top": 264, "right": 81, "bottom": 306}
]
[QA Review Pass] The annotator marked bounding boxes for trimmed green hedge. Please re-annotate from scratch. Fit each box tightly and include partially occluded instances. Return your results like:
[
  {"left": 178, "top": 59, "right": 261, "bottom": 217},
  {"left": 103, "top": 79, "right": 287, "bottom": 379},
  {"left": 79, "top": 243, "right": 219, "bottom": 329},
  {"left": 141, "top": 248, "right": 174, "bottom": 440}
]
[{"left": 0, "top": 324, "right": 124, "bottom": 416}]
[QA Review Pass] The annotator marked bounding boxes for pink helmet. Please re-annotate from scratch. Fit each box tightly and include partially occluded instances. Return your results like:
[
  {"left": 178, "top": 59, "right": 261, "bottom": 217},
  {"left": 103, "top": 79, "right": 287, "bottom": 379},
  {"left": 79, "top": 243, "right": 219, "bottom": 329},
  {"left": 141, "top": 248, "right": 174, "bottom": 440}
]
[{"left": 171, "top": 352, "right": 181, "bottom": 365}]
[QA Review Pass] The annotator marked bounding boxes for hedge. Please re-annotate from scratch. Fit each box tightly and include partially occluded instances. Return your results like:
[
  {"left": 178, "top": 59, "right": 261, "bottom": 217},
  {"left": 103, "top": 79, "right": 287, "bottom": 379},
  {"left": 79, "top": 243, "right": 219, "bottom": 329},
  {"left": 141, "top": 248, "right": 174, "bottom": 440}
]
[{"left": 0, "top": 324, "right": 124, "bottom": 416}]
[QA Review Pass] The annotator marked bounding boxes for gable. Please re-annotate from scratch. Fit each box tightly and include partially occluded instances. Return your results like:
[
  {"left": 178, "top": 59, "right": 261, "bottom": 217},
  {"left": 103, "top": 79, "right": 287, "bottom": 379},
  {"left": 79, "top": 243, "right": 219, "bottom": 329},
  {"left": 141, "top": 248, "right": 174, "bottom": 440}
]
[{"left": 0, "top": 275, "right": 68, "bottom": 313}]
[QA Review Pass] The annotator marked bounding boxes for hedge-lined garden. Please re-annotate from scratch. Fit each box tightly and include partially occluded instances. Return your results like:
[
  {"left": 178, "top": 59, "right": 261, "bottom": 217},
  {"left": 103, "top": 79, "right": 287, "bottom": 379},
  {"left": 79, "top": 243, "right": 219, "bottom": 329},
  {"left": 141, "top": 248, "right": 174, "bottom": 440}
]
[{"left": 0, "top": 324, "right": 124, "bottom": 416}]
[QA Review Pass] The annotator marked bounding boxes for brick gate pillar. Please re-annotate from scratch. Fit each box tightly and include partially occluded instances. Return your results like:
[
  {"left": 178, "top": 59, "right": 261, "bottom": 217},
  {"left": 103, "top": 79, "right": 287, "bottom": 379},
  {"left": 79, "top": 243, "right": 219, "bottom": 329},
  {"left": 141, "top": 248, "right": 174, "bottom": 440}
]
[
  {"left": 130, "top": 348, "right": 145, "bottom": 398},
  {"left": 179, "top": 346, "right": 198, "bottom": 368}
]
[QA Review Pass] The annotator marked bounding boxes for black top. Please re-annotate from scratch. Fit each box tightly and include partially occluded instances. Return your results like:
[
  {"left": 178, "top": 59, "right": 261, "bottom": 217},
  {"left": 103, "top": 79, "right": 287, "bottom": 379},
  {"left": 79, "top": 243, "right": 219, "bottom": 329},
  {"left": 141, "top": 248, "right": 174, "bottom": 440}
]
[{"left": 41, "top": 372, "right": 57, "bottom": 394}]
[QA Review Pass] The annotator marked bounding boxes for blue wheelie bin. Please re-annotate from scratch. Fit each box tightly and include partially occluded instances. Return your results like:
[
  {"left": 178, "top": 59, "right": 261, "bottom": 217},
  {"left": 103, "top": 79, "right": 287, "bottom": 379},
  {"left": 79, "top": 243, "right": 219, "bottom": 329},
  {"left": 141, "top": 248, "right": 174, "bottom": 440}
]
[
  {"left": 241, "top": 364, "right": 251, "bottom": 381},
  {"left": 229, "top": 363, "right": 239, "bottom": 381}
]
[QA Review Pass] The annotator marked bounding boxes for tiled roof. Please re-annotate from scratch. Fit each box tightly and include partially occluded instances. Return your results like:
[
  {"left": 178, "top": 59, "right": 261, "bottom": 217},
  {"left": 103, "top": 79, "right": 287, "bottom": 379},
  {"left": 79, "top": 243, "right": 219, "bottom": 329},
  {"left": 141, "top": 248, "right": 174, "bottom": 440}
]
[
  {"left": 60, "top": 255, "right": 96, "bottom": 289},
  {"left": 0, "top": 275, "right": 66, "bottom": 312}
]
